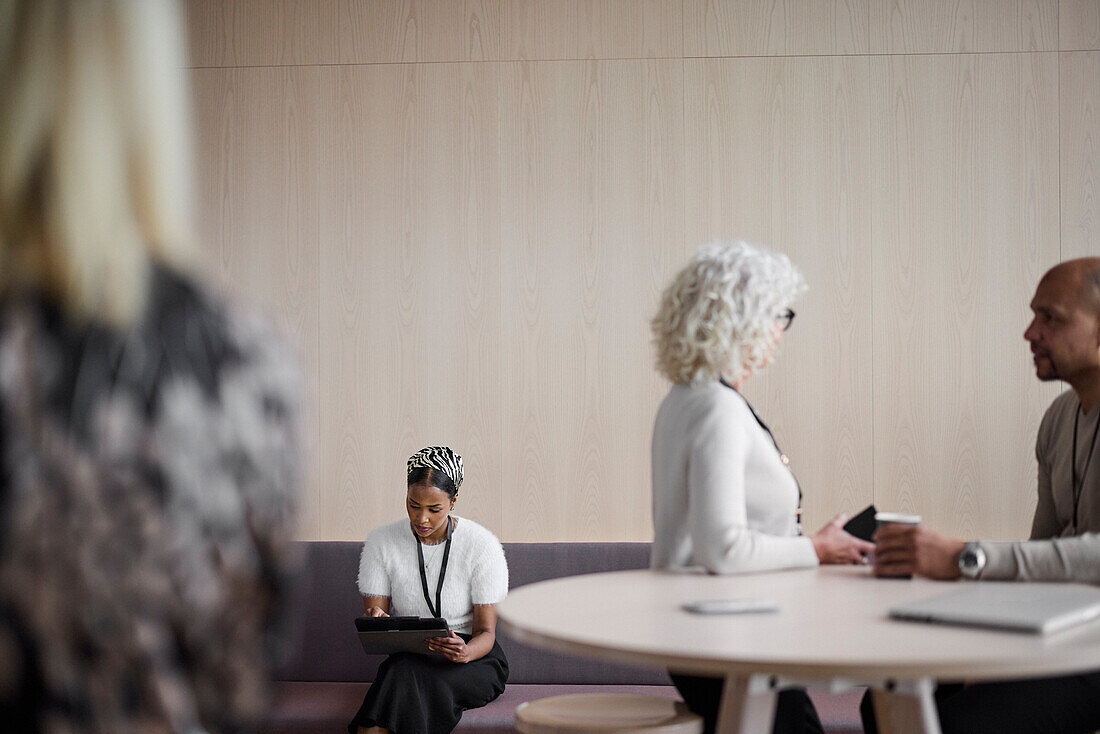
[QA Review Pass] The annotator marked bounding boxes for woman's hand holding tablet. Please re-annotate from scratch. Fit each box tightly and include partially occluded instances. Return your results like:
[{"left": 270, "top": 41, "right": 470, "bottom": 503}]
[{"left": 427, "top": 630, "right": 473, "bottom": 663}]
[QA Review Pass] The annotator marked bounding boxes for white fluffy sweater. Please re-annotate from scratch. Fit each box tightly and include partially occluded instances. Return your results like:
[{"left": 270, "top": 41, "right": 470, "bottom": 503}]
[
  {"left": 357, "top": 515, "right": 508, "bottom": 634},
  {"left": 650, "top": 381, "right": 818, "bottom": 574}
]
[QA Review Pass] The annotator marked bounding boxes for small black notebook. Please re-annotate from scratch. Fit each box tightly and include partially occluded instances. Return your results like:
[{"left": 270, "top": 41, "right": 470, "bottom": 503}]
[
  {"left": 843, "top": 504, "right": 878, "bottom": 542},
  {"left": 355, "top": 616, "right": 450, "bottom": 655}
]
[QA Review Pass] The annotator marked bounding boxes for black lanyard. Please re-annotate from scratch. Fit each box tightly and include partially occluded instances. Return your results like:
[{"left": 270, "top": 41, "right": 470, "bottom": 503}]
[
  {"left": 719, "top": 379, "right": 804, "bottom": 533},
  {"left": 1072, "top": 406, "right": 1100, "bottom": 532},
  {"left": 413, "top": 516, "right": 453, "bottom": 618}
]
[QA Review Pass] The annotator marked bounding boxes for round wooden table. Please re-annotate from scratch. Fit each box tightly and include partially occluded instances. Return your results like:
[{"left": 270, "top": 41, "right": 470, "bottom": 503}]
[{"left": 498, "top": 566, "right": 1100, "bottom": 733}]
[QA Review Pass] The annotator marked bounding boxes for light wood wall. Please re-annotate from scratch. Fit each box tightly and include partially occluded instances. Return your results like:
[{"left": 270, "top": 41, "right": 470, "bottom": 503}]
[{"left": 186, "top": 0, "right": 1100, "bottom": 543}]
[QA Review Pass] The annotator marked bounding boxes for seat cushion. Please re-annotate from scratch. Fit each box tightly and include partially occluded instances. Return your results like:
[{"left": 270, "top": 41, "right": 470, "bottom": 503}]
[
  {"left": 265, "top": 682, "right": 863, "bottom": 734},
  {"left": 265, "top": 683, "right": 678, "bottom": 734},
  {"left": 265, "top": 681, "right": 367, "bottom": 734}
]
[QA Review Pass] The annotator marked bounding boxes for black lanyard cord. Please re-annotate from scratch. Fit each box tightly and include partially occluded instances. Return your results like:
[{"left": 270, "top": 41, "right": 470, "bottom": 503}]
[
  {"left": 719, "top": 379, "right": 804, "bottom": 531},
  {"left": 1072, "top": 407, "right": 1100, "bottom": 532},
  {"left": 414, "top": 516, "right": 453, "bottom": 619}
]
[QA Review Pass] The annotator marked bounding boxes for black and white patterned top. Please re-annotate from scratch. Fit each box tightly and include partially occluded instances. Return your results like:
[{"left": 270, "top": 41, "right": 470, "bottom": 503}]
[{"left": 0, "top": 264, "right": 301, "bottom": 733}]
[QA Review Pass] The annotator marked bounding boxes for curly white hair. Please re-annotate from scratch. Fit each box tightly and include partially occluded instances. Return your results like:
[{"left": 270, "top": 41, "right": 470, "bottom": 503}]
[{"left": 652, "top": 240, "right": 806, "bottom": 385}]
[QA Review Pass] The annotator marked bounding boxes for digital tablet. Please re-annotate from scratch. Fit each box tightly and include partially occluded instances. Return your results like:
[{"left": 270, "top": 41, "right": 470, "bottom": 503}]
[{"left": 355, "top": 616, "right": 451, "bottom": 655}]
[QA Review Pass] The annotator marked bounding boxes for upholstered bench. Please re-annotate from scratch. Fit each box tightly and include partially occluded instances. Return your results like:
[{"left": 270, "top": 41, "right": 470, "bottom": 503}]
[{"left": 268, "top": 541, "right": 862, "bottom": 733}]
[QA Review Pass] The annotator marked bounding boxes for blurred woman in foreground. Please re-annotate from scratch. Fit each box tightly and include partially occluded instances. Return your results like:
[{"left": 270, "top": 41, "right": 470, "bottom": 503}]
[{"left": 0, "top": 1, "right": 301, "bottom": 731}]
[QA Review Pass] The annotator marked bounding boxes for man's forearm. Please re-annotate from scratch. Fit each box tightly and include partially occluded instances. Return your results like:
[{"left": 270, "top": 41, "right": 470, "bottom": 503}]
[{"left": 980, "top": 533, "right": 1100, "bottom": 584}]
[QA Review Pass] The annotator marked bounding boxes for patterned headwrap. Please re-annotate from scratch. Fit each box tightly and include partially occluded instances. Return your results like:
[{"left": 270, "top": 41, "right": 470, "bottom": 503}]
[{"left": 406, "top": 446, "right": 463, "bottom": 490}]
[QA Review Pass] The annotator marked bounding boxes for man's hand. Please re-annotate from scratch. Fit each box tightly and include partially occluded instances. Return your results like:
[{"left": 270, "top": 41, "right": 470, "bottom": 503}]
[
  {"left": 364, "top": 606, "right": 389, "bottom": 617},
  {"left": 873, "top": 523, "right": 967, "bottom": 580}
]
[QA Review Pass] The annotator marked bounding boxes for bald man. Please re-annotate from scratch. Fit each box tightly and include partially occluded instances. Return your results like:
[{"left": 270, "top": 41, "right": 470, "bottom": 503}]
[{"left": 861, "top": 258, "right": 1100, "bottom": 733}]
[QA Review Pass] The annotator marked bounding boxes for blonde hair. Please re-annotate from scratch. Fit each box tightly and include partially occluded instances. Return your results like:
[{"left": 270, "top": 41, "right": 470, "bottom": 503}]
[
  {"left": 0, "top": 0, "right": 193, "bottom": 325},
  {"left": 652, "top": 240, "right": 806, "bottom": 385}
]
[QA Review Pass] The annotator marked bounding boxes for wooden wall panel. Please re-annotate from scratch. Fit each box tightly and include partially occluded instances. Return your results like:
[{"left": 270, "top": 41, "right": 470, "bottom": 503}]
[
  {"left": 191, "top": 66, "right": 322, "bottom": 537},
  {"left": 1061, "top": 0, "right": 1100, "bottom": 50},
  {"left": 187, "top": 0, "right": 326, "bottom": 67},
  {"left": 317, "top": 64, "right": 504, "bottom": 540},
  {"left": 498, "top": 60, "right": 684, "bottom": 541},
  {"left": 871, "top": 54, "right": 1061, "bottom": 541},
  {"left": 186, "top": 1, "right": 1085, "bottom": 543},
  {"left": 684, "top": 0, "right": 870, "bottom": 57},
  {"left": 1061, "top": 51, "right": 1100, "bottom": 260},
  {"left": 332, "top": 0, "right": 682, "bottom": 63},
  {"left": 870, "top": 0, "right": 1057, "bottom": 53},
  {"left": 683, "top": 57, "right": 873, "bottom": 535},
  {"left": 187, "top": 0, "right": 681, "bottom": 67},
  {"left": 323, "top": 0, "right": 507, "bottom": 64}
]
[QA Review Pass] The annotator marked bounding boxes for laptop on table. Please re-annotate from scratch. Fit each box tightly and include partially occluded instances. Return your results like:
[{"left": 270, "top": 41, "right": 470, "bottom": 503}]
[{"left": 889, "top": 582, "right": 1100, "bottom": 634}]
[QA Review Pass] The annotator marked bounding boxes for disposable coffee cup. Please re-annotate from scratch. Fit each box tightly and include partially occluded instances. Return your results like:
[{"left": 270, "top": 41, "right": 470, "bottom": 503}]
[
  {"left": 872, "top": 512, "right": 921, "bottom": 578},
  {"left": 873, "top": 512, "right": 921, "bottom": 528}
]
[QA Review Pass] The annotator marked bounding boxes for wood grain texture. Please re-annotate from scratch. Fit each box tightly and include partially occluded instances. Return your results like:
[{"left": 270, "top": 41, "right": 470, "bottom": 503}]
[
  {"left": 871, "top": 53, "right": 1061, "bottom": 541},
  {"left": 684, "top": 0, "right": 870, "bottom": 57},
  {"left": 187, "top": 1, "right": 1082, "bottom": 544},
  {"left": 870, "top": 0, "right": 1057, "bottom": 53},
  {"left": 337, "top": 0, "right": 682, "bottom": 63},
  {"left": 1061, "top": 0, "right": 1100, "bottom": 50},
  {"left": 498, "top": 60, "right": 685, "bottom": 541},
  {"left": 682, "top": 57, "right": 874, "bottom": 536},
  {"left": 186, "top": 0, "right": 327, "bottom": 67},
  {"left": 186, "top": 0, "right": 681, "bottom": 66},
  {"left": 317, "top": 63, "right": 504, "bottom": 541},
  {"left": 1061, "top": 51, "right": 1100, "bottom": 260},
  {"left": 190, "top": 66, "right": 322, "bottom": 538},
  {"left": 325, "top": 0, "right": 507, "bottom": 64}
]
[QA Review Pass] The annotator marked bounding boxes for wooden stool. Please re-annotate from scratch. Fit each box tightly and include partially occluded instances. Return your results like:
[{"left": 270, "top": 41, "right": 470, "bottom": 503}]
[{"left": 515, "top": 693, "right": 704, "bottom": 734}]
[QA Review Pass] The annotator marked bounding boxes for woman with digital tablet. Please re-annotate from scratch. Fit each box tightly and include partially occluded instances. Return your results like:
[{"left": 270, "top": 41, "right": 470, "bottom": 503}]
[
  {"left": 649, "top": 241, "right": 874, "bottom": 734},
  {"left": 349, "top": 446, "right": 509, "bottom": 734}
]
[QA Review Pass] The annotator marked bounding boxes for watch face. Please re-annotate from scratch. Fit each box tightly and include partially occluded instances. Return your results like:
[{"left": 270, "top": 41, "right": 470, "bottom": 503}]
[{"left": 959, "top": 544, "right": 984, "bottom": 576}]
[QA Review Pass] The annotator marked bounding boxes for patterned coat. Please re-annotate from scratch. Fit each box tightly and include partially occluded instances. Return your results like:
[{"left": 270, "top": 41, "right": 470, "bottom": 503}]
[{"left": 0, "top": 265, "right": 301, "bottom": 733}]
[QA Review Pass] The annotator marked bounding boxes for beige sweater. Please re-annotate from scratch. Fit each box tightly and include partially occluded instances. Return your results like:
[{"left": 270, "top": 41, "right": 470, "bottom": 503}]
[{"left": 980, "top": 389, "right": 1100, "bottom": 583}]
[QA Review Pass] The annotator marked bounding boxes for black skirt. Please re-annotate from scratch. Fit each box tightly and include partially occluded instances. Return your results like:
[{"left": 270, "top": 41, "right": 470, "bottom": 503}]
[{"left": 348, "top": 635, "right": 508, "bottom": 734}]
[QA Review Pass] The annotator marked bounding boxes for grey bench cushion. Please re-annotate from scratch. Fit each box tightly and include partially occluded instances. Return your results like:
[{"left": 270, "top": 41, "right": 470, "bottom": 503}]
[
  {"left": 276, "top": 541, "right": 670, "bottom": 685},
  {"left": 268, "top": 681, "right": 865, "bottom": 734},
  {"left": 269, "top": 683, "right": 680, "bottom": 734}
]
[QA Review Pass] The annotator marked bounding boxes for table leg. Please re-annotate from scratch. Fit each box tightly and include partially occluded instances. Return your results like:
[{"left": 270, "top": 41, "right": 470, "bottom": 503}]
[
  {"left": 871, "top": 677, "right": 941, "bottom": 734},
  {"left": 714, "top": 674, "right": 777, "bottom": 734}
]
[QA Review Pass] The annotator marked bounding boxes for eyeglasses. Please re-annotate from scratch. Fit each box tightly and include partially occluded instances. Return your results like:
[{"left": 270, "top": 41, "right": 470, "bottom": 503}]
[{"left": 776, "top": 309, "right": 796, "bottom": 332}]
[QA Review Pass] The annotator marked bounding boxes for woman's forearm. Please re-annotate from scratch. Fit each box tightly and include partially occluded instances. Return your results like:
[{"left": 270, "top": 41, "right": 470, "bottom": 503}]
[{"left": 462, "top": 630, "right": 496, "bottom": 662}]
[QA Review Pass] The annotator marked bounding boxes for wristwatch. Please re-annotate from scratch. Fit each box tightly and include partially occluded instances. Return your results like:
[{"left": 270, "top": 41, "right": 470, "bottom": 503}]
[{"left": 957, "top": 541, "right": 986, "bottom": 579}]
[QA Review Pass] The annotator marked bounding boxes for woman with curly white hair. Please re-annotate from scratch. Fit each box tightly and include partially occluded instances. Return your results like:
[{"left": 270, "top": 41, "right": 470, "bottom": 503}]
[{"left": 650, "top": 240, "right": 872, "bottom": 734}]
